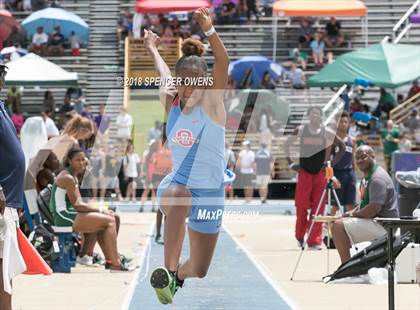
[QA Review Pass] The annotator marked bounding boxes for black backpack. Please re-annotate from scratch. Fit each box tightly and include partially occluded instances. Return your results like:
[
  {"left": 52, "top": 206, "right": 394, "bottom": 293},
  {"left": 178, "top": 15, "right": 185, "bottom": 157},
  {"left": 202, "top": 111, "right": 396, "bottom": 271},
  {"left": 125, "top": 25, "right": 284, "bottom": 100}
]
[
  {"left": 36, "top": 185, "right": 54, "bottom": 225},
  {"left": 29, "top": 222, "right": 58, "bottom": 264}
]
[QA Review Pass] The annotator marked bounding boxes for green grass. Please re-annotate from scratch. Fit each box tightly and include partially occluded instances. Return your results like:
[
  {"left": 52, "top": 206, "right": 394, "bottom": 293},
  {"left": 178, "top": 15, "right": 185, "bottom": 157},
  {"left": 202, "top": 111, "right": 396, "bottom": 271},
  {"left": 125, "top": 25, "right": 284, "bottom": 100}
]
[{"left": 128, "top": 99, "right": 164, "bottom": 155}]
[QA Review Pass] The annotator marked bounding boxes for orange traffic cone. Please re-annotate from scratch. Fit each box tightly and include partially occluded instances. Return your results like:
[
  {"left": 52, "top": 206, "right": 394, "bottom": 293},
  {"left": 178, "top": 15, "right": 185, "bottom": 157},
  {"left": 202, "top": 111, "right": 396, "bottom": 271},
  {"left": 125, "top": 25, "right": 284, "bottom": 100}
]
[{"left": 16, "top": 228, "right": 52, "bottom": 275}]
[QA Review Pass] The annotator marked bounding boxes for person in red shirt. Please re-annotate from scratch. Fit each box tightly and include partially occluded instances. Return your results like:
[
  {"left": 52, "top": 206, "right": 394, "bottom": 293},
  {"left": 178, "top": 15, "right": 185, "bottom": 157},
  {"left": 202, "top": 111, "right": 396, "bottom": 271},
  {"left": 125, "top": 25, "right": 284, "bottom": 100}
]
[{"left": 406, "top": 80, "right": 420, "bottom": 100}]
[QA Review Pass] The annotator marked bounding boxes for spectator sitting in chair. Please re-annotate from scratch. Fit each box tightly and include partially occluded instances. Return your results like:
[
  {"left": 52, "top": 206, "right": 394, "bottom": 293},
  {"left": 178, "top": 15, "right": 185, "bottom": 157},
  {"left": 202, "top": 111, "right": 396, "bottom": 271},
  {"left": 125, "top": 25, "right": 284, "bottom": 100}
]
[
  {"left": 30, "top": 26, "right": 48, "bottom": 56},
  {"left": 49, "top": 147, "right": 131, "bottom": 271},
  {"left": 298, "top": 18, "right": 315, "bottom": 48},
  {"left": 69, "top": 31, "right": 81, "bottom": 56},
  {"left": 287, "top": 62, "right": 306, "bottom": 89},
  {"left": 406, "top": 80, "right": 420, "bottom": 100},
  {"left": 290, "top": 48, "right": 307, "bottom": 70},
  {"left": 331, "top": 145, "right": 399, "bottom": 263},
  {"left": 7, "top": 26, "right": 27, "bottom": 48},
  {"left": 310, "top": 32, "right": 326, "bottom": 68},
  {"left": 48, "top": 26, "right": 65, "bottom": 56},
  {"left": 218, "top": 0, "right": 237, "bottom": 24},
  {"left": 324, "top": 17, "right": 344, "bottom": 48}
]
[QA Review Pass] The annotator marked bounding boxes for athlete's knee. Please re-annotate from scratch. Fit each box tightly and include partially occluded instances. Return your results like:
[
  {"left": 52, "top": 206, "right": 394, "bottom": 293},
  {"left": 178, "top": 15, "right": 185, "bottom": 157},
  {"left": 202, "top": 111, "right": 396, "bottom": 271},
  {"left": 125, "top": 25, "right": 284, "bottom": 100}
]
[
  {"left": 104, "top": 214, "right": 116, "bottom": 228},
  {"left": 331, "top": 219, "right": 344, "bottom": 235}
]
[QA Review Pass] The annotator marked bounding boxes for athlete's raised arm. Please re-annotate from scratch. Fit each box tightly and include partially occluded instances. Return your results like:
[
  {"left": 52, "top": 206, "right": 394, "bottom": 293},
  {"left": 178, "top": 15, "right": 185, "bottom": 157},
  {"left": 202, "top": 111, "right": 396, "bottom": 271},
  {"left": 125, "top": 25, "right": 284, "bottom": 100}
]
[
  {"left": 193, "top": 8, "right": 229, "bottom": 101},
  {"left": 144, "top": 29, "right": 175, "bottom": 114}
]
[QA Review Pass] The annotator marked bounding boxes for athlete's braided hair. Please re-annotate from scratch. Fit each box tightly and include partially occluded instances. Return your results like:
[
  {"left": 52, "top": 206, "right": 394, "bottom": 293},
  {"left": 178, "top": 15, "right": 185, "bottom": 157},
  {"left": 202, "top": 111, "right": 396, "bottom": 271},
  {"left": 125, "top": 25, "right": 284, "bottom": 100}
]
[{"left": 175, "top": 38, "right": 207, "bottom": 76}]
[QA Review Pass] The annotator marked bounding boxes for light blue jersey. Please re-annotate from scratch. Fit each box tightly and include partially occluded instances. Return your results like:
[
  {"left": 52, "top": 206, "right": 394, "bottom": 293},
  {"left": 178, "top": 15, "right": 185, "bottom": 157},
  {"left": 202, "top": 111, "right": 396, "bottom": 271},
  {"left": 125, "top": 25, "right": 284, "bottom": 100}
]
[
  {"left": 157, "top": 96, "right": 228, "bottom": 234},
  {"left": 165, "top": 96, "right": 225, "bottom": 189}
]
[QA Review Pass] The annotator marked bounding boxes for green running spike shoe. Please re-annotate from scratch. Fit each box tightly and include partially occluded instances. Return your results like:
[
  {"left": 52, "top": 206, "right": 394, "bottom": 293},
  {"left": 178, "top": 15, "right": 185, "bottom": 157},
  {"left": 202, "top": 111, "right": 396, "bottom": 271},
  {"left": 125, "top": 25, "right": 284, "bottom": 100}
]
[{"left": 150, "top": 267, "right": 182, "bottom": 304}]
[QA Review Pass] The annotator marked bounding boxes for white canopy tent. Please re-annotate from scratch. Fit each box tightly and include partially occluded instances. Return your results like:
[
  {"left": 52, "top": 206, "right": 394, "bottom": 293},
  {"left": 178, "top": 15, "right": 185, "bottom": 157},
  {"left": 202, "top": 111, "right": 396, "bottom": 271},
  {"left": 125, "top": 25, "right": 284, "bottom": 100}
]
[{"left": 4, "top": 53, "right": 78, "bottom": 86}]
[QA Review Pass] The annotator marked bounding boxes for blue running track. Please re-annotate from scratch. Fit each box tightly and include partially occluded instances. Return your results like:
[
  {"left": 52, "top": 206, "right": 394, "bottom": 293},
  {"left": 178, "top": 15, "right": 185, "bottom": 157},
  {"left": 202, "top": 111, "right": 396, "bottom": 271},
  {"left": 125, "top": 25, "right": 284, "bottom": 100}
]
[{"left": 127, "top": 227, "right": 293, "bottom": 310}]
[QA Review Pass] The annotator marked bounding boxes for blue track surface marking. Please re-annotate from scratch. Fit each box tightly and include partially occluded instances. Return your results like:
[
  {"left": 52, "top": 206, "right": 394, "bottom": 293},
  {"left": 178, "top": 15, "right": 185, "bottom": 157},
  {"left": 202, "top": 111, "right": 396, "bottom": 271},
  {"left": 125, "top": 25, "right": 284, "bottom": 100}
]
[{"left": 128, "top": 228, "right": 292, "bottom": 310}]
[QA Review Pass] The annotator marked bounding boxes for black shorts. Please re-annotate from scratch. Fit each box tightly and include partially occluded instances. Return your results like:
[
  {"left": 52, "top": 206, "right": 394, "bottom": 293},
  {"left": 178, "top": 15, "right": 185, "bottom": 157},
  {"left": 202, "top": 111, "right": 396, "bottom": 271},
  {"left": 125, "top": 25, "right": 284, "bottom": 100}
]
[{"left": 127, "top": 177, "right": 136, "bottom": 183}]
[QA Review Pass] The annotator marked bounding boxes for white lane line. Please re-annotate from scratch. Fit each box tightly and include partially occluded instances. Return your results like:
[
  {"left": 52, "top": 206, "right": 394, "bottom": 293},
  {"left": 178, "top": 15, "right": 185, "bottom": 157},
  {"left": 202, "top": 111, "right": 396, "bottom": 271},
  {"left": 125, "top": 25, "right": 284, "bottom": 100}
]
[
  {"left": 121, "top": 222, "right": 155, "bottom": 310},
  {"left": 223, "top": 224, "right": 297, "bottom": 310}
]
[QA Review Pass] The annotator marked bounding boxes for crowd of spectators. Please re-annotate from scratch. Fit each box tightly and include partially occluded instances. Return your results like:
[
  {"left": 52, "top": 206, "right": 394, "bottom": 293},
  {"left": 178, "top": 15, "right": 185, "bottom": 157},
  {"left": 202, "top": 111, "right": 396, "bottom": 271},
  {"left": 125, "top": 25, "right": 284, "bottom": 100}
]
[
  {"left": 0, "top": 0, "right": 84, "bottom": 63},
  {"left": 343, "top": 80, "right": 420, "bottom": 174},
  {"left": 3, "top": 0, "right": 60, "bottom": 12}
]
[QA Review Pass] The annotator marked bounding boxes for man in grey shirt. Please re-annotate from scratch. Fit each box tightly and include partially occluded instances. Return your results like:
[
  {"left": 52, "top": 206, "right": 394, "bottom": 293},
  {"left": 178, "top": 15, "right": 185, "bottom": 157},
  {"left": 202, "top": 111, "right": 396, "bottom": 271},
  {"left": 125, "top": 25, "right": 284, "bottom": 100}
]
[{"left": 331, "top": 145, "right": 399, "bottom": 263}]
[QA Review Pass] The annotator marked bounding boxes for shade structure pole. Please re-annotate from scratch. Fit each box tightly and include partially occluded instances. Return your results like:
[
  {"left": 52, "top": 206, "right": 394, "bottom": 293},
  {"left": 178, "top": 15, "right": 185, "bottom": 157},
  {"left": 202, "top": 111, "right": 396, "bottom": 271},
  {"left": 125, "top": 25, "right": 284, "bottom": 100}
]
[
  {"left": 272, "top": 16, "right": 278, "bottom": 62},
  {"left": 365, "top": 14, "right": 369, "bottom": 47}
]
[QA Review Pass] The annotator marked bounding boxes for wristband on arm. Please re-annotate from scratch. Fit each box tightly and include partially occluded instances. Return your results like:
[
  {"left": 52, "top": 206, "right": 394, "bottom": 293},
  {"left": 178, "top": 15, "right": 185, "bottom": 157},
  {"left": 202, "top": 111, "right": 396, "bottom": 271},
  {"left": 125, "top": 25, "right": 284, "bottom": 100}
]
[{"left": 204, "top": 26, "right": 216, "bottom": 37}]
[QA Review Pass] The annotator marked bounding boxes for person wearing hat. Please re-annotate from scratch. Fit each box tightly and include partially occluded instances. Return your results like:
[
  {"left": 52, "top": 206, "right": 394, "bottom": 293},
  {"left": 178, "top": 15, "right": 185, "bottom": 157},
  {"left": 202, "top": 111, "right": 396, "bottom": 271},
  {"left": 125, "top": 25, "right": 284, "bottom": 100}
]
[
  {"left": 237, "top": 140, "right": 255, "bottom": 203},
  {"left": 0, "top": 64, "right": 27, "bottom": 308}
]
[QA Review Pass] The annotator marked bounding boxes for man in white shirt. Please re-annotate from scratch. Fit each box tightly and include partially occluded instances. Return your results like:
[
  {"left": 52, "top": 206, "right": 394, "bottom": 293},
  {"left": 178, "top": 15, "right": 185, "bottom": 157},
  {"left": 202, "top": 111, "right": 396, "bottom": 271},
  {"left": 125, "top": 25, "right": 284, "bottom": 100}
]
[
  {"left": 30, "top": 26, "right": 48, "bottom": 56},
  {"left": 116, "top": 107, "right": 133, "bottom": 139},
  {"left": 237, "top": 140, "right": 255, "bottom": 203},
  {"left": 41, "top": 109, "right": 59, "bottom": 138}
]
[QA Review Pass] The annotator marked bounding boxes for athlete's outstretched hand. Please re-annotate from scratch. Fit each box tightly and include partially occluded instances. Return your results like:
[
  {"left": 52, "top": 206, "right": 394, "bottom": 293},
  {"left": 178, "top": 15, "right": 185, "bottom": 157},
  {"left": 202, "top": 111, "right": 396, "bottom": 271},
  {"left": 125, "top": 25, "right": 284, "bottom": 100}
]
[
  {"left": 144, "top": 29, "right": 160, "bottom": 51},
  {"left": 193, "top": 8, "right": 213, "bottom": 32}
]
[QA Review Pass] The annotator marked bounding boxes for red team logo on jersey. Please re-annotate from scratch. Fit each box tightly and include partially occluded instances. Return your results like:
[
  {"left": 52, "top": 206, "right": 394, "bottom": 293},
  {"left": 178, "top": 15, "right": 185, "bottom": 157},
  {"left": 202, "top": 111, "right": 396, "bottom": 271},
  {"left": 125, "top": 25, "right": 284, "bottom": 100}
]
[{"left": 173, "top": 129, "right": 199, "bottom": 147}]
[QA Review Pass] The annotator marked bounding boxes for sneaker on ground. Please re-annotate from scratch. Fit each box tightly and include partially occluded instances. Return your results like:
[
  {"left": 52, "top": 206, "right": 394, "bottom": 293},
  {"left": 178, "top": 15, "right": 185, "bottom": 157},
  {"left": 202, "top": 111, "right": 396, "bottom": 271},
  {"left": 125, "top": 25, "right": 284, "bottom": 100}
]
[
  {"left": 107, "top": 260, "right": 136, "bottom": 272},
  {"left": 77, "top": 255, "right": 96, "bottom": 266},
  {"left": 139, "top": 205, "right": 144, "bottom": 212},
  {"left": 92, "top": 253, "right": 105, "bottom": 265},
  {"left": 120, "top": 254, "right": 133, "bottom": 264},
  {"left": 150, "top": 267, "right": 182, "bottom": 305}
]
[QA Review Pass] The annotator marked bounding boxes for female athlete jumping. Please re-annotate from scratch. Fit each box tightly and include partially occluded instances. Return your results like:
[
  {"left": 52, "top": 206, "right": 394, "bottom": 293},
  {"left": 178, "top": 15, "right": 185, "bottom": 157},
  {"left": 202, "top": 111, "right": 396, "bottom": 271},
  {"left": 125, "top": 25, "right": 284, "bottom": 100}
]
[{"left": 144, "top": 8, "right": 230, "bottom": 304}]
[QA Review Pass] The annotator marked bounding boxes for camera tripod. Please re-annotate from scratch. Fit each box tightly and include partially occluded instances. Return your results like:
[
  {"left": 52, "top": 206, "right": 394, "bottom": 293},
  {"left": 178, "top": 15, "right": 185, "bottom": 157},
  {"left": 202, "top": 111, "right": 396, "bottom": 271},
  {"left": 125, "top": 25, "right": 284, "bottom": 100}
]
[{"left": 290, "top": 163, "right": 344, "bottom": 280}]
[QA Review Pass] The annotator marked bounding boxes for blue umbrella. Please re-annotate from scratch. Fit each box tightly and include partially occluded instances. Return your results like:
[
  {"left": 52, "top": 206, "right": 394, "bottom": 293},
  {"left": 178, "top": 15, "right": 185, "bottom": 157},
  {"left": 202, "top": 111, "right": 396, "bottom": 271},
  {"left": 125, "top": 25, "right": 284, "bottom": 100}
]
[
  {"left": 22, "top": 8, "right": 89, "bottom": 45},
  {"left": 228, "top": 56, "right": 284, "bottom": 89}
]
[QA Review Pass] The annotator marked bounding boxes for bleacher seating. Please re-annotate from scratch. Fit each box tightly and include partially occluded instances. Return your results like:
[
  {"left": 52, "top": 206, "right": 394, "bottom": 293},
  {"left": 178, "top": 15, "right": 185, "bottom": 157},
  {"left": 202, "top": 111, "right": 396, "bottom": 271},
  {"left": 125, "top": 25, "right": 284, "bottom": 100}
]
[{"left": 1, "top": 0, "right": 417, "bottom": 181}]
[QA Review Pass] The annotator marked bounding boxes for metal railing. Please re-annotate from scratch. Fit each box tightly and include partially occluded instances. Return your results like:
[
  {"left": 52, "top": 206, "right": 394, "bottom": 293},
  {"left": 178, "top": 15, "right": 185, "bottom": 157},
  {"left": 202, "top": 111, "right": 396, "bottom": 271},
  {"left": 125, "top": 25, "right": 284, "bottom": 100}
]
[
  {"left": 390, "top": 92, "right": 420, "bottom": 124},
  {"left": 391, "top": 0, "right": 420, "bottom": 43}
]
